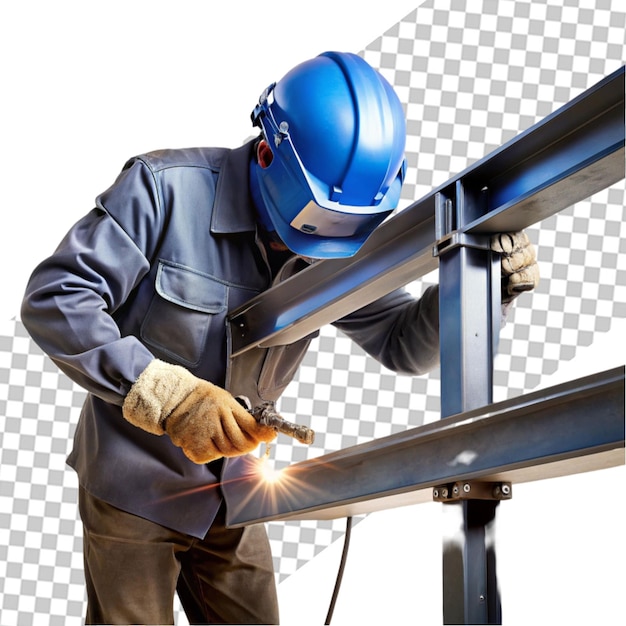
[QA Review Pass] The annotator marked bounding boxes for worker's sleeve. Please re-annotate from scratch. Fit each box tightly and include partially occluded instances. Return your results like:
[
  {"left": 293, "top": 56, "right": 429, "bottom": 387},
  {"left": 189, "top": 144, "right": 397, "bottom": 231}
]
[
  {"left": 332, "top": 284, "right": 440, "bottom": 376},
  {"left": 20, "top": 159, "right": 161, "bottom": 406}
]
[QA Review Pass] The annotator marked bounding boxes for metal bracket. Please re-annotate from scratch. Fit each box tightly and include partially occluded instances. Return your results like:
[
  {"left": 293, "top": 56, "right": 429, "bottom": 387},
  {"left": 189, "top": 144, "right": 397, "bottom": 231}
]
[
  {"left": 433, "top": 481, "right": 512, "bottom": 503},
  {"left": 432, "top": 189, "right": 492, "bottom": 258},
  {"left": 433, "top": 231, "right": 491, "bottom": 258}
]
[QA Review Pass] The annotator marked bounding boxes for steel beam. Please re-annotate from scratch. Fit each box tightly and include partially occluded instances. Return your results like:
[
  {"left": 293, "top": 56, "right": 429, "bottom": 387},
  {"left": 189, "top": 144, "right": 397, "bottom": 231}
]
[
  {"left": 228, "top": 66, "right": 624, "bottom": 356},
  {"left": 442, "top": 499, "right": 501, "bottom": 625},
  {"left": 223, "top": 366, "right": 625, "bottom": 525},
  {"left": 435, "top": 176, "right": 503, "bottom": 622}
]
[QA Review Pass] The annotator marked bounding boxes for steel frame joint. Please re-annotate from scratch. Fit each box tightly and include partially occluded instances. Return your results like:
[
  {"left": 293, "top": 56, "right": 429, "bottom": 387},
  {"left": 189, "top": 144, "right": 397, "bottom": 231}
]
[{"left": 434, "top": 481, "right": 513, "bottom": 503}]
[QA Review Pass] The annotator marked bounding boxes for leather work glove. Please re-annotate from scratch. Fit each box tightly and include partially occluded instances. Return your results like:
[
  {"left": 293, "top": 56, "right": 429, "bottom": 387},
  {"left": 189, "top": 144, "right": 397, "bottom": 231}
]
[
  {"left": 122, "top": 359, "right": 277, "bottom": 464},
  {"left": 491, "top": 231, "right": 540, "bottom": 304}
]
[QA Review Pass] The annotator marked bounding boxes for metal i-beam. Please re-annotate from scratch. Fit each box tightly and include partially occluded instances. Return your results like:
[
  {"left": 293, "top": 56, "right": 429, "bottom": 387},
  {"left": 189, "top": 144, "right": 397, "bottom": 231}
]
[
  {"left": 436, "top": 181, "right": 502, "bottom": 622},
  {"left": 228, "top": 66, "right": 624, "bottom": 356},
  {"left": 223, "top": 366, "right": 625, "bottom": 524}
]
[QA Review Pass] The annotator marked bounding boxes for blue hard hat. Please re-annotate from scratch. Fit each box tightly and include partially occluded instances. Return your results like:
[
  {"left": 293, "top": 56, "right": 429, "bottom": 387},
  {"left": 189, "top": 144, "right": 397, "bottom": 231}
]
[{"left": 250, "top": 51, "right": 406, "bottom": 259}]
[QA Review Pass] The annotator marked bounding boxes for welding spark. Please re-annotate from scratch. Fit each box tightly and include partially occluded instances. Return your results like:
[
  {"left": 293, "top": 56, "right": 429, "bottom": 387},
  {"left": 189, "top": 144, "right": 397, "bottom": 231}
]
[
  {"left": 257, "top": 443, "right": 285, "bottom": 484},
  {"left": 258, "top": 458, "right": 285, "bottom": 484}
]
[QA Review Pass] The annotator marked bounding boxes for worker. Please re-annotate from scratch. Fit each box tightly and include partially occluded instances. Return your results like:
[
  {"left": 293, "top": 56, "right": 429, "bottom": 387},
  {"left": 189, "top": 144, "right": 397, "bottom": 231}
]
[{"left": 21, "top": 51, "right": 538, "bottom": 625}]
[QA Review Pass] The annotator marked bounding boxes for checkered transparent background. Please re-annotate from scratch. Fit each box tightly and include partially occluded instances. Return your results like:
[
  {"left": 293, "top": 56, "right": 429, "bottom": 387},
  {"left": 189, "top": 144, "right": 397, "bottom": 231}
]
[{"left": 2, "top": 1, "right": 625, "bottom": 623}]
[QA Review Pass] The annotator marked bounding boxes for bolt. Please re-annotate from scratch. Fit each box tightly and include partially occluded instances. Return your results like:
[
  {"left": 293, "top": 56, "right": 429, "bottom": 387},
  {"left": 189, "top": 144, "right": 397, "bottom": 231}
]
[
  {"left": 463, "top": 483, "right": 471, "bottom": 493},
  {"left": 501, "top": 484, "right": 511, "bottom": 496},
  {"left": 433, "top": 489, "right": 439, "bottom": 498},
  {"left": 441, "top": 488, "right": 449, "bottom": 498}
]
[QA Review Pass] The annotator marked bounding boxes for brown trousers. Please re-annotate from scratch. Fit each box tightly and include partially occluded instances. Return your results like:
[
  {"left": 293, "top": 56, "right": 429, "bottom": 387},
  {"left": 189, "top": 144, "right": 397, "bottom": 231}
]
[{"left": 78, "top": 486, "right": 279, "bottom": 625}]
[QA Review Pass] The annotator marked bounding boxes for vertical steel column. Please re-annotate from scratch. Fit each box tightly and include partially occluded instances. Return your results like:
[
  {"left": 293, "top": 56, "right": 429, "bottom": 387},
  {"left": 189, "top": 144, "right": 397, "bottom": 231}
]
[{"left": 435, "top": 180, "right": 502, "bottom": 624}]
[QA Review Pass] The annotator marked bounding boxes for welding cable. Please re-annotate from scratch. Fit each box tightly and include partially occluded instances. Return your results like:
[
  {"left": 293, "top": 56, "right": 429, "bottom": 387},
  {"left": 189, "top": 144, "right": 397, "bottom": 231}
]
[{"left": 324, "top": 516, "right": 353, "bottom": 625}]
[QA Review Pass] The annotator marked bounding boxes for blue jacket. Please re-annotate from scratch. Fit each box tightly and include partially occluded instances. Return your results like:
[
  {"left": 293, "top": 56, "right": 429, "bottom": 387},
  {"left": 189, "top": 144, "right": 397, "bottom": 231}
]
[{"left": 21, "top": 139, "right": 440, "bottom": 538}]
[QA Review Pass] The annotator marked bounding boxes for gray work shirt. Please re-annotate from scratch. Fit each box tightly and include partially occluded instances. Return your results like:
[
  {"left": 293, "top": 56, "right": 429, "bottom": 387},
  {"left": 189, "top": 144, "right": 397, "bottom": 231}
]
[{"left": 21, "top": 139, "right": 440, "bottom": 538}]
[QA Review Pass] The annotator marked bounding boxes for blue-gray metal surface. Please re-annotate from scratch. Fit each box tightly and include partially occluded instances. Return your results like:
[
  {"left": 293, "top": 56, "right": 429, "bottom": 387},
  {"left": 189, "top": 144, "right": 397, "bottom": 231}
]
[
  {"left": 442, "top": 499, "right": 501, "bottom": 625},
  {"left": 436, "top": 178, "right": 502, "bottom": 622},
  {"left": 223, "top": 366, "right": 625, "bottom": 525}
]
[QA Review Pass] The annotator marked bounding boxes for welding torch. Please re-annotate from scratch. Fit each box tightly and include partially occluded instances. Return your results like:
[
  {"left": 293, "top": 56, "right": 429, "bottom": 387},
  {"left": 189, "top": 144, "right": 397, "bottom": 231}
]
[{"left": 236, "top": 396, "right": 315, "bottom": 445}]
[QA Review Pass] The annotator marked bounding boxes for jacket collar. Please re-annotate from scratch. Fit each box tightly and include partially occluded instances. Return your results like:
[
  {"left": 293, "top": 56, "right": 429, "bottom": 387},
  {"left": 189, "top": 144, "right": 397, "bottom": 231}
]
[{"left": 210, "top": 138, "right": 258, "bottom": 234}]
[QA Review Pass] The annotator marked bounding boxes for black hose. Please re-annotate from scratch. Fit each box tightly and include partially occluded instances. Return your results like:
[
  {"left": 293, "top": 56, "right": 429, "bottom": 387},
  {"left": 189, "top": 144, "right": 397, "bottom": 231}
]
[{"left": 324, "top": 516, "right": 353, "bottom": 625}]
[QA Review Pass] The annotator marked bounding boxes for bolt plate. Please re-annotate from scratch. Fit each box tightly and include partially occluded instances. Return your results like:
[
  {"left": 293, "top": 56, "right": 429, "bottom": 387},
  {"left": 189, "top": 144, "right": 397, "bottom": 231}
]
[{"left": 433, "top": 481, "right": 512, "bottom": 503}]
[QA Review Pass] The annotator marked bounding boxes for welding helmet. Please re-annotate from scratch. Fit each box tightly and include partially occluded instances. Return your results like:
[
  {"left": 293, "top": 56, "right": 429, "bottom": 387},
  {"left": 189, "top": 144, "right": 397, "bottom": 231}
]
[{"left": 250, "top": 51, "right": 406, "bottom": 258}]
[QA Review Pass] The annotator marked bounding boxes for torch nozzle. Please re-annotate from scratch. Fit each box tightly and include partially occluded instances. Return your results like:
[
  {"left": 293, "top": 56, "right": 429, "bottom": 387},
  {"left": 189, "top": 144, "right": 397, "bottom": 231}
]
[{"left": 237, "top": 397, "right": 315, "bottom": 445}]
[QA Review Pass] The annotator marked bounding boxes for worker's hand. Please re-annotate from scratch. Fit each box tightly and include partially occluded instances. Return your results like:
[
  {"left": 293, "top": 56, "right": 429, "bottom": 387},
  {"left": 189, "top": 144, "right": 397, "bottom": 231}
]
[
  {"left": 491, "top": 231, "right": 539, "bottom": 304},
  {"left": 122, "top": 360, "right": 276, "bottom": 464}
]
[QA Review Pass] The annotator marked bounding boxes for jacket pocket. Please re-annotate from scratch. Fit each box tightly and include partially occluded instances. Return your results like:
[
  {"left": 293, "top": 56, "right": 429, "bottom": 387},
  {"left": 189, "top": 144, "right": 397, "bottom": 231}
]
[{"left": 141, "top": 261, "right": 227, "bottom": 366}]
